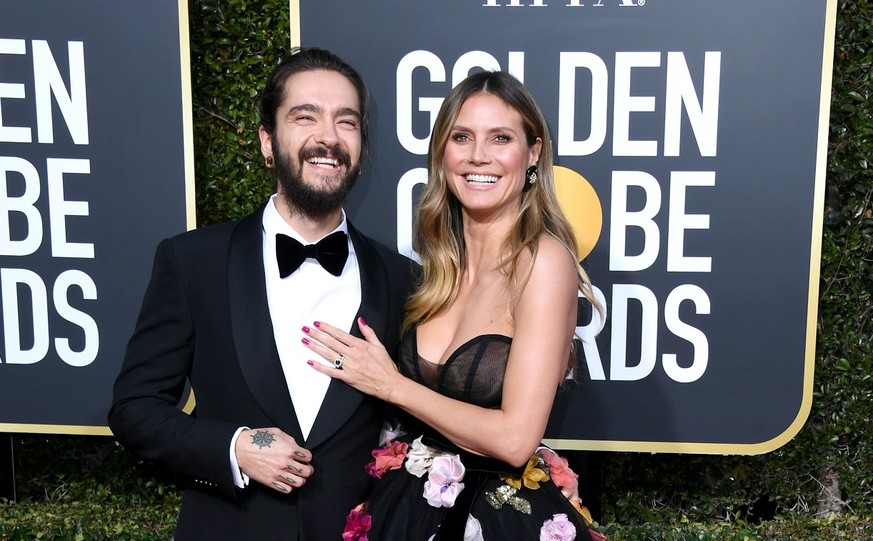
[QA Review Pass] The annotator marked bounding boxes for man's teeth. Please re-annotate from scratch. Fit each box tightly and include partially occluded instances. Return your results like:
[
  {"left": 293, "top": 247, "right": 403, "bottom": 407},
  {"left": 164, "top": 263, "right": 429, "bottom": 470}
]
[
  {"left": 308, "top": 157, "right": 339, "bottom": 167},
  {"left": 466, "top": 174, "right": 498, "bottom": 184}
]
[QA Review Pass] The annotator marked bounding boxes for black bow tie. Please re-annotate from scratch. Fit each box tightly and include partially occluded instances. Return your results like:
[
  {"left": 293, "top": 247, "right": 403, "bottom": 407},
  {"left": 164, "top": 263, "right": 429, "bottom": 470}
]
[{"left": 276, "top": 231, "right": 349, "bottom": 277}]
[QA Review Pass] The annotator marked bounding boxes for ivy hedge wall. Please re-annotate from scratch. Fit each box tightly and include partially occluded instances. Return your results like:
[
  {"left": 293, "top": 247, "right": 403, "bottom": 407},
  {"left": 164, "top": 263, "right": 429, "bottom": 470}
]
[{"left": 1, "top": 0, "right": 871, "bottom": 539}]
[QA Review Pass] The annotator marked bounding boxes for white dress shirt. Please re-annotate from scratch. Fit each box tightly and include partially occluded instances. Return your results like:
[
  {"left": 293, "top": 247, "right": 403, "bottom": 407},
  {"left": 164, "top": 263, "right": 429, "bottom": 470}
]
[
  {"left": 230, "top": 196, "right": 362, "bottom": 488},
  {"left": 262, "top": 195, "right": 362, "bottom": 438}
]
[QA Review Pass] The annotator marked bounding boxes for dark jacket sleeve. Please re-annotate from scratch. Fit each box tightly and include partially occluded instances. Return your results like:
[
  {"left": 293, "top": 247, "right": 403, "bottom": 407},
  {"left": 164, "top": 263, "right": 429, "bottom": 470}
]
[{"left": 108, "top": 237, "right": 239, "bottom": 495}]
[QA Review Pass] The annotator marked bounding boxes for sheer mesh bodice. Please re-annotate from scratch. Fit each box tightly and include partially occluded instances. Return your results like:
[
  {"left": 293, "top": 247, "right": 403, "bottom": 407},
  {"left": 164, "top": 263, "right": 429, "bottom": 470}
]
[
  {"left": 397, "top": 329, "right": 511, "bottom": 409},
  {"left": 356, "top": 327, "right": 595, "bottom": 541}
]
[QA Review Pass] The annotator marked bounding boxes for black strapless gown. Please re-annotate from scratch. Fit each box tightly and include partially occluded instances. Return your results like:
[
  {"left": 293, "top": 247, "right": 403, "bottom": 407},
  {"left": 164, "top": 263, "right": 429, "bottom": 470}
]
[{"left": 344, "top": 329, "right": 595, "bottom": 541}]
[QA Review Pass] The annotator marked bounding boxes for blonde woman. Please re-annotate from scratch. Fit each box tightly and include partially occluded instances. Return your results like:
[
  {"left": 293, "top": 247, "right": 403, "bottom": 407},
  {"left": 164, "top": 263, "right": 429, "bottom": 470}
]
[{"left": 304, "top": 71, "right": 602, "bottom": 541}]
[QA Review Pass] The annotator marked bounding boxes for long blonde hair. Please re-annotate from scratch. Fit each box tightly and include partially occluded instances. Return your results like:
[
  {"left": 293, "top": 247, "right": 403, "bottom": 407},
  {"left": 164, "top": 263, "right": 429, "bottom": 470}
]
[{"left": 404, "top": 72, "right": 602, "bottom": 364}]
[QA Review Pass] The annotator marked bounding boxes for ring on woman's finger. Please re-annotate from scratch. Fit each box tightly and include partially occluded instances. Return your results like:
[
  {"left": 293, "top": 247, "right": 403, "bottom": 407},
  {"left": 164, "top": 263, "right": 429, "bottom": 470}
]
[{"left": 333, "top": 354, "right": 345, "bottom": 369}]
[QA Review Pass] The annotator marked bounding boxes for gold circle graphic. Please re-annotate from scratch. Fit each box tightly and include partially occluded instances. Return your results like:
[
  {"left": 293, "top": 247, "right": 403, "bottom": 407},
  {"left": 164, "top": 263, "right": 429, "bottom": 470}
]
[{"left": 553, "top": 165, "right": 602, "bottom": 260}]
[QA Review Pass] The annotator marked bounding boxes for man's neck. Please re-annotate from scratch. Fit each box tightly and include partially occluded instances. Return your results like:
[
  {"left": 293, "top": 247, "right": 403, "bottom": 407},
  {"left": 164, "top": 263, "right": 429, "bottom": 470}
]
[{"left": 274, "top": 196, "right": 343, "bottom": 242}]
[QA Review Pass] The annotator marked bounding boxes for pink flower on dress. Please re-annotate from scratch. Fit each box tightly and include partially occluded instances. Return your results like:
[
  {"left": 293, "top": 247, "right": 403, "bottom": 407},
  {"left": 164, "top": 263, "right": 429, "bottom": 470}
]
[
  {"left": 539, "top": 449, "right": 579, "bottom": 491},
  {"left": 342, "top": 504, "right": 372, "bottom": 541},
  {"left": 539, "top": 513, "right": 577, "bottom": 541},
  {"left": 422, "top": 454, "right": 466, "bottom": 508},
  {"left": 365, "top": 440, "right": 409, "bottom": 479}
]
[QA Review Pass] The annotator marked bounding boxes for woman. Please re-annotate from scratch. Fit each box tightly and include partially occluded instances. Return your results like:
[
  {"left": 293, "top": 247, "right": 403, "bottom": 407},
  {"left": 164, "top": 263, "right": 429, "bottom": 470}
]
[{"left": 304, "top": 71, "right": 602, "bottom": 540}]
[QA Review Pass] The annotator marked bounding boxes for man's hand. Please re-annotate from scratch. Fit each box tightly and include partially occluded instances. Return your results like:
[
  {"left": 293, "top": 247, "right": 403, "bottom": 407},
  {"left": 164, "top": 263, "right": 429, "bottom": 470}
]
[{"left": 235, "top": 428, "right": 314, "bottom": 494}]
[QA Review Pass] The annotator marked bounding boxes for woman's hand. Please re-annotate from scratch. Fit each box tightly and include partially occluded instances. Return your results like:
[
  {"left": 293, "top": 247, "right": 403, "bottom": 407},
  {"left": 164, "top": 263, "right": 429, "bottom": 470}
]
[{"left": 302, "top": 317, "right": 404, "bottom": 402}]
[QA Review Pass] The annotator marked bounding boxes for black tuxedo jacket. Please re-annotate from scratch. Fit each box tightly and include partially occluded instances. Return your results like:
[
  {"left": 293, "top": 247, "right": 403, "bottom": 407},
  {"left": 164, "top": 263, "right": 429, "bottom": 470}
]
[{"left": 108, "top": 206, "right": 415, "bottom": 540}]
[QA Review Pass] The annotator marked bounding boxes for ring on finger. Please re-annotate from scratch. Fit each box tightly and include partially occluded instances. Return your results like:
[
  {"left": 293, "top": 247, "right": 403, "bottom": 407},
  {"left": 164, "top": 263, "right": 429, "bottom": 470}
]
[{"left": 333, "top": 354, "right": 345, "bottom": 369}]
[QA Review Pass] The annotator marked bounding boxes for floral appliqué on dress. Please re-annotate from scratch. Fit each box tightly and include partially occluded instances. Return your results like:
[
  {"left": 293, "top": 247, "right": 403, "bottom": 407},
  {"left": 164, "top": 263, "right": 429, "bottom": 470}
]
[{"left": 342, "top": 440, "right": 607, "bottom": 541}]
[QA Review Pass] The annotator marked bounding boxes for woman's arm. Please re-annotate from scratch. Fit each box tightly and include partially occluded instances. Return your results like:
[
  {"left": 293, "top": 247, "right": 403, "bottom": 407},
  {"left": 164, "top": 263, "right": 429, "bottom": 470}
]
[{"left": 304, "top": 236, "right": 579, "bottom": 467}]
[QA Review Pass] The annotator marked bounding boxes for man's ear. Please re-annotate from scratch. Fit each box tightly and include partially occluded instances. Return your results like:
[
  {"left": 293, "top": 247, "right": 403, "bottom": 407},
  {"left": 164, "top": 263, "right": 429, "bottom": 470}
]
[{"left": 259, "top": 125, "right": 273, "bottom": 160}]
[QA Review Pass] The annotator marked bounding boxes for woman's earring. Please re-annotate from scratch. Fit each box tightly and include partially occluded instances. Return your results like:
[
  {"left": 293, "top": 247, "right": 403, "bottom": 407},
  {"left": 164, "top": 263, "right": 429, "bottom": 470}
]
[
  {"left": 265, "top": 155, "right": 274, "bottom": 168},
  {"left": 526, "top": 165, "right": 538, "bottom": 186}
]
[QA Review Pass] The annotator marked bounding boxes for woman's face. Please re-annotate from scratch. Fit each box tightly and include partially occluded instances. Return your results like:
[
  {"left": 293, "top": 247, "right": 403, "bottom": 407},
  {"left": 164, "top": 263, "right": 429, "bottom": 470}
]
[{"left": 443, "top": 92, "right": 541, "bottom": 221}]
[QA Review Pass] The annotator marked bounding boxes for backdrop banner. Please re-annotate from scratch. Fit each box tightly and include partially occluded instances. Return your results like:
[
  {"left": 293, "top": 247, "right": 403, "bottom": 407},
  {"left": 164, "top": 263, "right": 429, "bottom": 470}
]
[
  {"left": 0, "top": 1, "right": 193, "bottom": 434},
  {"left": 295, "top": 0, "right": 837, "bottom": 453}
]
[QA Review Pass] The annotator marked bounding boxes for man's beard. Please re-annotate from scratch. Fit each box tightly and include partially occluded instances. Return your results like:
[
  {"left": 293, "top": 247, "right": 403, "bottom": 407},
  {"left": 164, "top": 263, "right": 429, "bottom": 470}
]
[{"left": 274, "top": 144, "right": 359, "bottom": 219}]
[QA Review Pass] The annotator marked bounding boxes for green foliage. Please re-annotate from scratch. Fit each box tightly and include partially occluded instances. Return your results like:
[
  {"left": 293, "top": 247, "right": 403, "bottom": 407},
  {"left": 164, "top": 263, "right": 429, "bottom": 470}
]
[
  {"left": 813, "top": 0, "right": 873, "bottom": 520},
  {"left": 2, "top": 0, "right": 872, "bottom": 538},
  {"left": 0, "top": 436, "right": 181, "bottom": 539},
  {"left": 189, "top": 0, "right": 290, "bottom": 225},
  {"left": 603, "top": 515, "right": 872, "bottom": 541}
]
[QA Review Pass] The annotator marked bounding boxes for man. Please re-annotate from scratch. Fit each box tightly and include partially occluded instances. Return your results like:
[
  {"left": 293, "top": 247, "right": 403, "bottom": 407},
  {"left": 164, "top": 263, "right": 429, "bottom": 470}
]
[{"left": 109, "top": 48, "right": 414, "bottom": 540}]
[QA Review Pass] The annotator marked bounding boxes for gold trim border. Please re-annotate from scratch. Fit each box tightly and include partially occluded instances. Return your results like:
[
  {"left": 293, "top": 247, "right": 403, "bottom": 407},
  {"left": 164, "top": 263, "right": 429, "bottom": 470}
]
[
  {"left": 547, "top": 0, "right": 838, "bottom": 455},
  {"left": 179, "top": 0, "right": 197, "bottom": 230},
  {"left": 0, "top": 424, "right": 111, "bottom": 436},
  {"left": 0, "top": 0, "right": 196, "bottom": 437},
  {"left": 290, "top": 0, "right": 301, "bottom": 48}
]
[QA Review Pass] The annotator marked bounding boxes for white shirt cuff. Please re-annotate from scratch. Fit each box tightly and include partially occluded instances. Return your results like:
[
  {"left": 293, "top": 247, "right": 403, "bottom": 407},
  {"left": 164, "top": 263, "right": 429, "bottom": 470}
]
[{"left": 230, "top": 426, "right": 250, "bottom": 488}]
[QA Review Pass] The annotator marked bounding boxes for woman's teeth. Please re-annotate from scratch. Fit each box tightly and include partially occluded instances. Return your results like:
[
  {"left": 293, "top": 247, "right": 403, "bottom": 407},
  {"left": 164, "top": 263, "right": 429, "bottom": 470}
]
[{"left": 465, "top": 174, "right": 498, "bottom": 184}]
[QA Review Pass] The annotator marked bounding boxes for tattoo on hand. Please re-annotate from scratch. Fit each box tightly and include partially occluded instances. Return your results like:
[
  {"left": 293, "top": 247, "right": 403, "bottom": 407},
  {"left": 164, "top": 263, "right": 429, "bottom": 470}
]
[{"left": 251, "top": 430, "right": 276, "bottom": 448}]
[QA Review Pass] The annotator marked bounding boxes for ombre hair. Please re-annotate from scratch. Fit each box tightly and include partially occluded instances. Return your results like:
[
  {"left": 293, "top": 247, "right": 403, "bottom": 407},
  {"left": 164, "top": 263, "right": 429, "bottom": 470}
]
[{"left": 404, "top": 71, "right": 602, "bottom": 364}]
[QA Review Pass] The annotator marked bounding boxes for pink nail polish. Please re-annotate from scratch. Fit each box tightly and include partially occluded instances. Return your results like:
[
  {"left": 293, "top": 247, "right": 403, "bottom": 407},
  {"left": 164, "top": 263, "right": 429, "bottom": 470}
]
[
  {"left": 301, "top": 338, "right": 310, "bottom": 345},
  {"left": 302, "top": 326, "right": 310, "bottom": 333},
  {"left": 358, "top": 316, "right": 367, "bottom": 327},
  {"left": 306, "top": 360, "right": 314, "bottom": 366},
  {"left": 313, "top": 321, "right": 321, "bottom": 328}
]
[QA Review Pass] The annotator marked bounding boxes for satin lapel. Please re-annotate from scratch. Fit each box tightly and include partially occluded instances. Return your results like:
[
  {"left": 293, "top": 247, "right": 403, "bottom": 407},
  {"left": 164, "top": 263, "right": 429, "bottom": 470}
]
[
  {"left": 228, "top": 207, "right": 304, "bottom": 442},
  {"left": 305, "top": 224, "right": 391, "bottom": 448}
]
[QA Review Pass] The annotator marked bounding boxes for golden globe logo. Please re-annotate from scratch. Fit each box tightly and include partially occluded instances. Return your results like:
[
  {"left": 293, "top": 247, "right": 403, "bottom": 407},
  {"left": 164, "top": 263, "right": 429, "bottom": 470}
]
[{"left": 554, "top": 165, "right": 602, "bottom": 260}]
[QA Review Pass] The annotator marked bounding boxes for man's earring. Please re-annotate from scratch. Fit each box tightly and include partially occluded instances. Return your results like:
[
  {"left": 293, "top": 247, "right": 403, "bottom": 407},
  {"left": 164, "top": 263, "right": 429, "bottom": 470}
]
[{"left": 265, "top": 155, "right": 274, "bottom": 168}]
